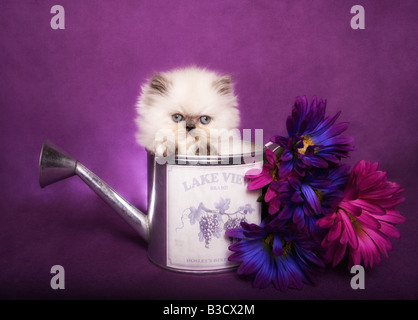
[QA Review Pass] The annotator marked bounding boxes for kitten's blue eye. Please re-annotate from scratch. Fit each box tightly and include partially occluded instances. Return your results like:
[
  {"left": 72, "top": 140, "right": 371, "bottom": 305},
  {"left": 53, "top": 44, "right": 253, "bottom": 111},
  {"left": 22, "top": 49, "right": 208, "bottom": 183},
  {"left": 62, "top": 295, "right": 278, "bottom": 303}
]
[
  {"left": 172, "top": 114, "right": 183, "bottom": 123},
  {"left": 200, "top": 116, "right": 211, "bottom": 125}
]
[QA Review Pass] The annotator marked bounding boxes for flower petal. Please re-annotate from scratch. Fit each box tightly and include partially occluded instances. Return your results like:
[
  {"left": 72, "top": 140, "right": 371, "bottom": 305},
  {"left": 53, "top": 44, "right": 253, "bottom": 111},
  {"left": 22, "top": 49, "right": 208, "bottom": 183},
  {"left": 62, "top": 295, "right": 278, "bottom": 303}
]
[
  {"left": 245, "top": 168, "right": 263, "bottom": 178},
  {"left": 340, "top": 211, "right": 358, "bottom": 249},
  {"left": 265, "top": 149, "right": 277, "bottom": 165},
  {"left": 247, "top": 175, "right": 272, "bottom": 190}
]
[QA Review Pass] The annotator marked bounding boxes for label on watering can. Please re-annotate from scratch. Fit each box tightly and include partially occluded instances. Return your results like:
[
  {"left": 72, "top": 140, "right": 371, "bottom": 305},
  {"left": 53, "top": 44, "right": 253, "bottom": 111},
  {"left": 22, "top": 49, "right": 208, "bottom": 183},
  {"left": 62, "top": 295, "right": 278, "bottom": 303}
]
[{"left": 166, "top": 162, "right": 262, "bottom": 271}]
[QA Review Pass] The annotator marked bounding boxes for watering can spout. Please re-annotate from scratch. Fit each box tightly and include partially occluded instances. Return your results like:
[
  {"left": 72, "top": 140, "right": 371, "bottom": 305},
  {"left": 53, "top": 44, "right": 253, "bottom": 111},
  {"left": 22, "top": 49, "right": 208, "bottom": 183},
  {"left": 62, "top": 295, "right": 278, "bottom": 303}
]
[{"left": 38, "top": 140, "right": 149, "bottom": 242}]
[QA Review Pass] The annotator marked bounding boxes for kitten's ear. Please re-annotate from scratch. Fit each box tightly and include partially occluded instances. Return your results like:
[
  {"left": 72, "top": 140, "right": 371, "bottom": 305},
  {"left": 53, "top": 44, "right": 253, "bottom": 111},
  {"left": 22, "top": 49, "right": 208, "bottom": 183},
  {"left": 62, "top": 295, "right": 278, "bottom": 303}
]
[
  {"left": 149, "top": 73, "right": 170, "bottom": 95},
  {"left": 213, "top": 75, "right": 233, "bottom": 95}
]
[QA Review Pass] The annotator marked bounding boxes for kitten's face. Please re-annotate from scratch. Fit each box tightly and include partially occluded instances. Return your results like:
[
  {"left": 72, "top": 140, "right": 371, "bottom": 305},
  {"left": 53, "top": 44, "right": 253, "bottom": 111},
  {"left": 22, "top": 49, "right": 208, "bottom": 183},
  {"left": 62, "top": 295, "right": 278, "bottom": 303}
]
[{"left": 136, "top": 67, "right": 240, "bottom": 155}]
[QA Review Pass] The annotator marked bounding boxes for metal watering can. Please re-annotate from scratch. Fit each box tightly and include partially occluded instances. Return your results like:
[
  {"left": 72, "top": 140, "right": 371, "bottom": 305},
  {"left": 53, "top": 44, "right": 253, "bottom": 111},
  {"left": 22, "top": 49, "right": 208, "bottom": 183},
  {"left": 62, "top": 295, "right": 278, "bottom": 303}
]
[{"left": 39, "top": 140, "right": 263, "bottom": 273}]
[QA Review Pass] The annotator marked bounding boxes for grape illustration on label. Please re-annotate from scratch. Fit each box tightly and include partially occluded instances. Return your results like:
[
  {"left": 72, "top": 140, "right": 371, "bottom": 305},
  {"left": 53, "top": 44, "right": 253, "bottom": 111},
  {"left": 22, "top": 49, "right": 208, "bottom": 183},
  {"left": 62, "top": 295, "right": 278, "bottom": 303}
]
[{"left": 176, "top": 198, "right": 254, "bottom": 248}]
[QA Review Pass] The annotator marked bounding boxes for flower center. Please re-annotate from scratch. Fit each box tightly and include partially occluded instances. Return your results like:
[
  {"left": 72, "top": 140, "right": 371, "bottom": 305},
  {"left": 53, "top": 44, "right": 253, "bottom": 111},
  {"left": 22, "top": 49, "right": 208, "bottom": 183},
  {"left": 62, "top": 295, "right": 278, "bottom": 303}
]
[
  {"left": 281, "top": 238, "right": 293, "bottom": 256},
  {"left": 346, "top": 211, "right": 361, "bottom": 232},
  {"left": 269, "top": 166, "right": 278, "bottom": 181},
  {"left": 347, "top": 212, "right": 357, "bottom": 223},
  {"left": 314, "top": 189, "right": 323, "bottom": 202},
  {"left": 263, "top": 234, "right": 293, "bottom": 257},
  {"left": 298, "top": 135, "right": 315, "bottom": 155},
  {"left": 264, "top": 233, "right": 274, "bottom": 247}
]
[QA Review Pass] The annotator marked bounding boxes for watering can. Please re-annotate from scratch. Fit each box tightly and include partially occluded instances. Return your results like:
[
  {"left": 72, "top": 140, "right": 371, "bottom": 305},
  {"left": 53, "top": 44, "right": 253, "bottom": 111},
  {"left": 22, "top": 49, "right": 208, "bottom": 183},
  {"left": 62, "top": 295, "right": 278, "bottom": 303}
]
[{"left": 39, "top": 140, "right": 264, "bottom": 273}]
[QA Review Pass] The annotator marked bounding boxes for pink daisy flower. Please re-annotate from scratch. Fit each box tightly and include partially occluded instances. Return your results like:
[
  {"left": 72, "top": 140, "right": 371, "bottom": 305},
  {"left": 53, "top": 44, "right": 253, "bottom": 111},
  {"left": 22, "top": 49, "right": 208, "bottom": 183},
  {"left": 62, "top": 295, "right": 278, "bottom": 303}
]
[
  {"left": 246, "top": 149, "right": 281, "bottom": 214},
  {"left": 317, "top": 160, "right": 405, "bottom": 268}
]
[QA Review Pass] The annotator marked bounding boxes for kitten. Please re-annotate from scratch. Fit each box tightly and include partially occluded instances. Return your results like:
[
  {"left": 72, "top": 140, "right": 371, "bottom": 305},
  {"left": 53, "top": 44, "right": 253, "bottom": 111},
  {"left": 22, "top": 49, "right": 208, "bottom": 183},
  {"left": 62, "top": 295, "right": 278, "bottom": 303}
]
[{"left": 135, "top": 67, "right": 240, "bottom": 156}]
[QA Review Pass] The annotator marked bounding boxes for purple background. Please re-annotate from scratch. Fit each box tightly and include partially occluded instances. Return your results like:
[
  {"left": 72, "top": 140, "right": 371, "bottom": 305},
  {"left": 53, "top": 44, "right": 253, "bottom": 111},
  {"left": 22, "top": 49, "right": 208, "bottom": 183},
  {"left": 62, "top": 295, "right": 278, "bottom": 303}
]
[{"left": 1, "top": 0, "right": 417, "bottom": 299}]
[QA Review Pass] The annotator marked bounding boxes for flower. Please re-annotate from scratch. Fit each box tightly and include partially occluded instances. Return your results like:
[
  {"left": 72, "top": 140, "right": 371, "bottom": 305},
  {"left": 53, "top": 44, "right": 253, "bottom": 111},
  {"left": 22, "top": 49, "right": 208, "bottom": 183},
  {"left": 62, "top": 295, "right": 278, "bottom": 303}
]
[
  {"left": 271, "top": 96, "right": 354, "bottom": 177},
  {"left": 317, "top": 160, "right": 405, "bottom": 268},
  {"left": 246, "top": 149, "right": 277, "bottom": 189},
  {"left": 245, "top": 149, "right": 281, "bottom": 214},
  {"left": 235, "top": 96, "right": 404, "bottom": 291},
  {"left": 226, "top": 219, "right": 324, "bottom": 291},
  {"left": 271, "top": 165, "right": 349, "bottom": 232}
]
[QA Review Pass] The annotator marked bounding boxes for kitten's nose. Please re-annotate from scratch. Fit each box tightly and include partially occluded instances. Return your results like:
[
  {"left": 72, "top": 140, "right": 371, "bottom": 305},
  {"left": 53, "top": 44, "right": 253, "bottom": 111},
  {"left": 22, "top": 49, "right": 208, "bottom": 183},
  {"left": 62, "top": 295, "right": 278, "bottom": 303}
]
[{"left": 186, "top": 126, "right": 195, "bottom": 132}]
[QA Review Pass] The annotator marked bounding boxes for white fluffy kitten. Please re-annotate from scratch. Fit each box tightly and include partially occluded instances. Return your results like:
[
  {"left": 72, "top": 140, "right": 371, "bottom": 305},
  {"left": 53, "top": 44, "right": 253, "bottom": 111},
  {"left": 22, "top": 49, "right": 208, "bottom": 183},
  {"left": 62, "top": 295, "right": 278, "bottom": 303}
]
[{"left": 135, "top": 67, "right": 240, "bottom": 156}]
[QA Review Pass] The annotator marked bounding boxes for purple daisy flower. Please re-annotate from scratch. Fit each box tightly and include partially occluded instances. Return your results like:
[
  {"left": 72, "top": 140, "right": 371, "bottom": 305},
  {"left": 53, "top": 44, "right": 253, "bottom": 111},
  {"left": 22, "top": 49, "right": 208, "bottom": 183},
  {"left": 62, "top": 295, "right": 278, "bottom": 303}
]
[
  {"left": 271, "top": 165, "right": 349, "bottom": 232},
  {"left": 271, "top": 96, "right": 354, "bottom": 177},
  {"left": 226, "top": 219, "right": 324, "bottom": 291}
]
